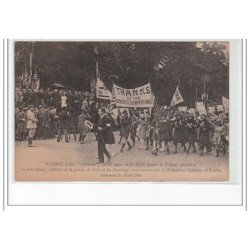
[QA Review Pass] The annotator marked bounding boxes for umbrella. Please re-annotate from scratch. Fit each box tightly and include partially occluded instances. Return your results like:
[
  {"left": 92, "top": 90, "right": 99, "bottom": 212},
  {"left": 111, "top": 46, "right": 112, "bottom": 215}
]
[{"left": 52, "top": 83, "right": 65, "bottom": 89}]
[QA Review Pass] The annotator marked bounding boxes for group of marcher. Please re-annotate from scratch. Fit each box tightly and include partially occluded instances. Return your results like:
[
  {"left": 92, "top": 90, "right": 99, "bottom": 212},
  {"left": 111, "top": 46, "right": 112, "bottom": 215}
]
[
  {"left": 15, "top": 87, "right": 229, "bottom": 164},
  {"left": 115, "top": 107, "right": 229, "bottom": 158}
]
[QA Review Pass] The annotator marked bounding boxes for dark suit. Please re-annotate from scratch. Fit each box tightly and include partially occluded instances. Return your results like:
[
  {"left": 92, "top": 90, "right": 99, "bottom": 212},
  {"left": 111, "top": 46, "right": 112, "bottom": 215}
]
[{"left": 97, "top": 114, "right": 111, "bottom": 163}]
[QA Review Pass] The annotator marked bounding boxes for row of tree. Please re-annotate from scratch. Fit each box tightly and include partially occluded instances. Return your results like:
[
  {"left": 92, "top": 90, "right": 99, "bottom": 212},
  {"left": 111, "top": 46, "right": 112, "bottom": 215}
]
[{"left": 15, "top": 41, "right": 229, "bottom": 106}]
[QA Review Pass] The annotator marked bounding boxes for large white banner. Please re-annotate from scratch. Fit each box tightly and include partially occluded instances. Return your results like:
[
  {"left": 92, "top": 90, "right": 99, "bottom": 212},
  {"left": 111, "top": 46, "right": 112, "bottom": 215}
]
[{"left": 112, "top": 83, "right": 154, "bottom": 107}]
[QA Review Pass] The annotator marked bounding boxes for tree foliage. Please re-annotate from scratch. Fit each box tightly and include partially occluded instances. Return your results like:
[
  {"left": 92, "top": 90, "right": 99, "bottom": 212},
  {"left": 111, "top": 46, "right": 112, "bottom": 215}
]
[{"left": 15, "top": 41, "right": 229, "bottom": 106}]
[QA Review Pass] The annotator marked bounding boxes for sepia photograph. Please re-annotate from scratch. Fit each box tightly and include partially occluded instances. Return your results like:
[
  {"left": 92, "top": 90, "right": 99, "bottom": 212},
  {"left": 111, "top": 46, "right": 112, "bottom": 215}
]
[
  {"left": 13, "top": 41, "right": 230, "bottom": 181},
  {"left": 1, "top": 1, "right": 249, "bottom": 250}
]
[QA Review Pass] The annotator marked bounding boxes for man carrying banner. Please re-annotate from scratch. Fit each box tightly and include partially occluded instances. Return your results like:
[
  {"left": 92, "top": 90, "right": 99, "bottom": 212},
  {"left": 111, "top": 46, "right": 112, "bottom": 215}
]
[{"left": 57, "top": 107, "right": 70, "bottom": 143}]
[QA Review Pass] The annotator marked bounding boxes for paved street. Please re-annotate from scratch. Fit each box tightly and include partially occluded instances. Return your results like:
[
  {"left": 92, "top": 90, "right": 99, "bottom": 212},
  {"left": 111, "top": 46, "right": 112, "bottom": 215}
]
[{"left": 15, "top": 132, "right": 229, "bottom": 181}]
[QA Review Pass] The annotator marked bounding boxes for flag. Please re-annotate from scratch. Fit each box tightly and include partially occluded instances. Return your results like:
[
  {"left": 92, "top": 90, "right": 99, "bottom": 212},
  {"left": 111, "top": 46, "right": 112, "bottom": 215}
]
[
  {"left": 94, "top": 45, "right": 101, "bottom": 79},
  {"left": 96, "top": 78, "right": 112, "bottom": 100},
  {"left": 170, "top": 86, "right": 184, "bottom": 106}
]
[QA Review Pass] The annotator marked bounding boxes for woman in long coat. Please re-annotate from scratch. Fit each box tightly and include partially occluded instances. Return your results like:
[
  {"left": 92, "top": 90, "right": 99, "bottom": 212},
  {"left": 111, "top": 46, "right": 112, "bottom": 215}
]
[{"left": 104, "top": 112, "right": 116, "bottom": 157}]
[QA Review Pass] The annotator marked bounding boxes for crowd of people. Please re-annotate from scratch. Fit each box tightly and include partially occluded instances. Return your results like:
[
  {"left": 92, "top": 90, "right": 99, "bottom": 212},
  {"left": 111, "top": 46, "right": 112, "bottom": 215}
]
[
  {"left": 15, "top": 87, "right": 229, "bottom": 164},
  {"left": 115, "top": 106, "right": 229, "bottom": 158}
]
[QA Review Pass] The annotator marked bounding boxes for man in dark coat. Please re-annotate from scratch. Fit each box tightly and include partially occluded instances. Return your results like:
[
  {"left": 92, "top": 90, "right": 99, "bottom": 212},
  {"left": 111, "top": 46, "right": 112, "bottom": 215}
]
[
  {"left": 51, "top": 89, "right": 61, "bottom": 109},
  {"left": 78, "top": 109, "right": 92, "bottom": 144},
  {"left": 72, "top": 90, "right": 80, "bottom": 114},
  {"left": 49, "top": 107, "right": 57, "bottom": 138},
  {"left": 37, "top": 89, "right": 45, "bottom": 106},
  {"left": 130, "top": 110, "right": 139, "bottom": 147},
  {"left": 57, "top": 107, "right": 69, "bottom": 142},
  {"left": 89, "top": 99, "right": 99, "bottom": 124},
  {"left": 96, "top": 108, "right": 111, "bottom": 164},
  {"left": 104, "top": 111, "right": 116, "bottom": 145}
]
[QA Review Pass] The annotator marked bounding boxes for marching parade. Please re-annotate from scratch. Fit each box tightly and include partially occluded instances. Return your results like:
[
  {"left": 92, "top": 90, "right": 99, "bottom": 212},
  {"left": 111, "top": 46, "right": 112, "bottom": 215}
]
[
  {"left": 15, "top": 85, "right": 229, "bottom": 164},
  {"left": 14, "top": 41, "right": 229, "bottom": 166}
]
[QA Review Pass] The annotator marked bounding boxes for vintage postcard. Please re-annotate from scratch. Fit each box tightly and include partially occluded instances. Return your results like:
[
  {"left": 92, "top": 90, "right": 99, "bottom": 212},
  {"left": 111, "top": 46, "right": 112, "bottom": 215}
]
[{"left": 13, "top": 40, "right": 232, "bottom": 181}]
